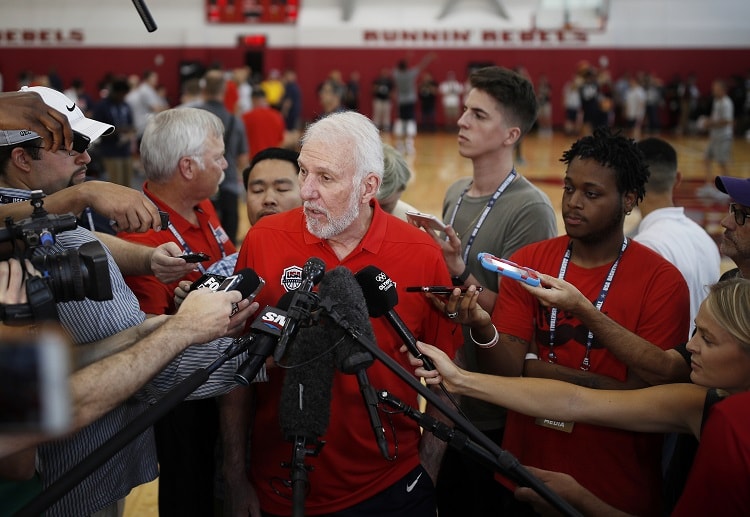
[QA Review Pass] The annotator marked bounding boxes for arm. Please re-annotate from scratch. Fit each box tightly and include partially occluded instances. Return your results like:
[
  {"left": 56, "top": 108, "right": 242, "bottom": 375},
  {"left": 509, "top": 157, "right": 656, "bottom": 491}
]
[
  {"left": 0, "top": 181, "right": 163, "bottom": 233},
  {"left": 419, "top": 345, "right": 466, "bottom": 483},
  {"left": 0, "top": 283, "right": 244, "bottom": 458},
  {"left": 95, "top": 234, "right": 196, "bottom": 283},
  {"left": 415, "top": 341, "right": 706, "bottom": 437},
  {"left": 0, "top": 91, "right": 73, "bottom": 152},
  {"left": 73, "top": 314, "right": 169, "bottom": 369},
  {"left": 521, "top": 273, "right": 691, "bottom": 385},
  {"left": 70, "top": 288, "right": 244, "bottom": 429},
  {"left": 514, "top": 467, "right": 633, "bottom": 517},
  {"left": 220, "top": 386, "right": 261, "bottom": 517}
]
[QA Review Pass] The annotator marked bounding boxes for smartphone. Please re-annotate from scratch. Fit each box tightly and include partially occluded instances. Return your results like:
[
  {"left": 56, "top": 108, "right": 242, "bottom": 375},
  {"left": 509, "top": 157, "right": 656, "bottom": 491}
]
[
  {"left": 0, "top": 330, "right": 71, "bottom": 433},
  {"left": 405, "top": 286, "right": 484, "bottom": 295},
  {"left": 158, "top": 210, "right": 170, "bottom": 229},
  {"left": 478, "top": 252, "right": 541, "bottom": 287},
  {"left": 405, "top": 210, "right": 448, "bottom": 232},
  {"left": 181, "top": 252, "right": 210, "bottom": 263}
]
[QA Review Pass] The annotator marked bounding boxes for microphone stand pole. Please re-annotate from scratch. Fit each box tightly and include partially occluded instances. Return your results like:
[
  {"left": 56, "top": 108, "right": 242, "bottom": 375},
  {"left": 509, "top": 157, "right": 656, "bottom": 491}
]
[
  {"left": 16, "top": 339, "right": 258, "bottom": 517},
  {"left": 319, "top": 301, "right": 582, "bottom": 517}
]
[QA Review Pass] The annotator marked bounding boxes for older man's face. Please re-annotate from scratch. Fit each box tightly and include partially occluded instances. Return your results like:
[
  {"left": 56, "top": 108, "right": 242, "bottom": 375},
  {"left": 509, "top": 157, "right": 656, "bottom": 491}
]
[{"left": 298, "top": 138, "right": 362, "bottom": 239}]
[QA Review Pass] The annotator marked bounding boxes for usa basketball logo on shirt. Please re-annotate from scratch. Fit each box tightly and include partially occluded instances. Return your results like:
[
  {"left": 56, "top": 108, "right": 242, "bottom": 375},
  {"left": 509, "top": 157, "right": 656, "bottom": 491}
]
[{"left": 281, "top": 265, "right": 303, "bottom": 291}]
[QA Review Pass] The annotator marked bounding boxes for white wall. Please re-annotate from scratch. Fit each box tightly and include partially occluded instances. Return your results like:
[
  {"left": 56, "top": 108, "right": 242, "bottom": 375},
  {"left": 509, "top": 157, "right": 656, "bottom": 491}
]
[{"left": 1, "top": 0, "right": 749, "bottom": 48}]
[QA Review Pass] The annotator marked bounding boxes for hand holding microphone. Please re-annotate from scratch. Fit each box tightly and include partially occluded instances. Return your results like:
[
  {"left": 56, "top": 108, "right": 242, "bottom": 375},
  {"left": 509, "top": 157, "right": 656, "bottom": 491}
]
[{"left": 354, "top": 265, "right": 436, "bottom": 371}]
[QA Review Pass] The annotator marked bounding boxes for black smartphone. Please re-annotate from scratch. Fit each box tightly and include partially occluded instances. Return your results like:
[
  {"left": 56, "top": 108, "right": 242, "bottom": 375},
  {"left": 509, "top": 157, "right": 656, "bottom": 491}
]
[
  {"left": 405, "top": 286, "right": 483, "bottom": 295},
  {"left": 158, "top": 210, "right": 170, "bottom": 228},
  {"left": 181, "top": 252, "right": 210, "bottom": 263}
]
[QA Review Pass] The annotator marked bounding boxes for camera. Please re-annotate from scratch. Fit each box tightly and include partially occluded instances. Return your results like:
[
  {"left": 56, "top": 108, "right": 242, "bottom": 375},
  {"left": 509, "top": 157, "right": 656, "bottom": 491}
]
[{"left": 0, "top": 191, "right": 113, "bottom": 316}]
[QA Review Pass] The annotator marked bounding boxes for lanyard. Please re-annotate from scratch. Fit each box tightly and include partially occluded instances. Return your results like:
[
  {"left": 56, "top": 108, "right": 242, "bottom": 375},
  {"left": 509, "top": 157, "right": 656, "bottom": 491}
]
[
  {"left": 447, "top": 169, "right": 516, "bottom": 264},
  {"left": 547, "top": 237, "right": 628, "bottom": 371},
  {"left": 167, "top": 218, "right": 227, "bottom": 275}
]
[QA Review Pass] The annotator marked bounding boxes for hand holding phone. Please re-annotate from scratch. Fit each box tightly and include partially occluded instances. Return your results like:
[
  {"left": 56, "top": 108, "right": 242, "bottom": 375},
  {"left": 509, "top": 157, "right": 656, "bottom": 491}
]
[
  {"left": 478, "top": 252, "right": 541, "bottom": 287},
  {"left": 406, "top": 210, "right": 447, "bottom": 232}
]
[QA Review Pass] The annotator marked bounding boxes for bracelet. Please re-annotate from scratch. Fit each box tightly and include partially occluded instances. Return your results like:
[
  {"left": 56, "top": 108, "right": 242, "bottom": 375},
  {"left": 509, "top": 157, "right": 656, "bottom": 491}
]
[
  {"left": 525, "top": 353, "right": 539, "bottom": 361},
  {"left": 451, "top": 266, "right": 471, "bottom": 286},
  {"left": 470, "top": 325, "right": 499, "bottom": 349}
]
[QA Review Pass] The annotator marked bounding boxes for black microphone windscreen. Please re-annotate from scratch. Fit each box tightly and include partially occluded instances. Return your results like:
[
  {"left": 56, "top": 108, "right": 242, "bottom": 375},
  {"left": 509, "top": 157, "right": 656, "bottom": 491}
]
[
  {"left": 318, "top": 267, "right": 376, "bottom": 374},
  {"left": 276, "top": 291, "right": 296, "bottom": 311},
  {"left": 354, "top": 265, "right": 398, "bottom": 318},
  {"left": 279, "top": 323, "right": 335, "bottom": 440},
  {"left": 230, "top": 268, "right": 264, "bottom": 299}
]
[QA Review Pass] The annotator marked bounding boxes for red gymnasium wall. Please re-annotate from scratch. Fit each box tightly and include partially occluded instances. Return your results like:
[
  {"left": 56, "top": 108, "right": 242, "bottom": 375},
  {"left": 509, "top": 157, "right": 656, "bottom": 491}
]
[{"left": 2, "top": 46, "right": 748, "bottom": 127}]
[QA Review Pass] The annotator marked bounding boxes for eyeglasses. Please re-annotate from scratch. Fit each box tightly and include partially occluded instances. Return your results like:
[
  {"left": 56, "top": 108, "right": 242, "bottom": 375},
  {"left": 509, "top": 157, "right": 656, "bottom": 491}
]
[
  {"left": 26, "top": 132, "right": 91, "bottom": 156},
  {"left": 730, "top": 203, "right": 750, "bottom": 226}
]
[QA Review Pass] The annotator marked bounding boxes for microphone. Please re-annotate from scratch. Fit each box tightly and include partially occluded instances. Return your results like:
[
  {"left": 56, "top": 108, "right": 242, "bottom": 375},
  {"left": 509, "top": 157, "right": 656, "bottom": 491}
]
[
  {"left": 354, "top": 265, "right": 436, "bottom": 371},
  {"left": 273, "top": 257, "right": 326, "bottom": 363},
  {"left": 234, "top": 292, "right": 294, "bottom": 385},
  {"left": 279, "top": 317, "right": 336, "bottom": 516},
  {"left": 131, "top": 0, "right": 158, "bottom": 32},
  {"left": 278, "top": 322, "right": 336, "bottom": 442},
  {"left": 317, "top": 266, "right": 390, "bottom": 459},
  {"left": 190, "top": 268, "right": 264, "bottom": 299}
]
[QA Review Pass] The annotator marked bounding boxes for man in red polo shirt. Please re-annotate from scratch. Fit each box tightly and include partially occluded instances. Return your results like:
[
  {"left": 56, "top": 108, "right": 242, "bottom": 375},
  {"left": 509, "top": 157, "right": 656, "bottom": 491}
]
[
  {"left": 222, "top": 111, "right": 463, "bottom": 516},
  {"left": 118, "top": 107, "right": 237, "bottom": 517}
]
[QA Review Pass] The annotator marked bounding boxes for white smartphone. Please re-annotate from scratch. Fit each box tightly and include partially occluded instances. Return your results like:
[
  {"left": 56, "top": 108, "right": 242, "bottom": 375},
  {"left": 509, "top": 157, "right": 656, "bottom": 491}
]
[
  {"left": 406, "top": 210, "right": 447, "bottom": 232},
  {"left": 0, "top": 330, "right": 71, "bottom": 434}
]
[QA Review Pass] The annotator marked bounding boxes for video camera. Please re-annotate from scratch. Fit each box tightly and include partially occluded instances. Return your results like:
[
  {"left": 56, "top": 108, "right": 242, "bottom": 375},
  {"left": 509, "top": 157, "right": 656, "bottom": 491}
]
[{"left": 0, "top": 191, "right": 112, "bottom": 323}]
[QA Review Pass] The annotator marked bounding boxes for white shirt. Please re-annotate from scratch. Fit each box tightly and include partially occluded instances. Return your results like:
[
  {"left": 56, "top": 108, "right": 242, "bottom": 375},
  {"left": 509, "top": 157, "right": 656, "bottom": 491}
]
[{"left": 633, "top": 207, "right": 721, "bottom": 337}]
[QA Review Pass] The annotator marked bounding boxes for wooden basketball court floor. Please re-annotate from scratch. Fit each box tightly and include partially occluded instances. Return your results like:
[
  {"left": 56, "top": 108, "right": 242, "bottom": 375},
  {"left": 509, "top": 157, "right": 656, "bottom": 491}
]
[{"left": 123, "top": 129, "right": 749, "bottom": 516}]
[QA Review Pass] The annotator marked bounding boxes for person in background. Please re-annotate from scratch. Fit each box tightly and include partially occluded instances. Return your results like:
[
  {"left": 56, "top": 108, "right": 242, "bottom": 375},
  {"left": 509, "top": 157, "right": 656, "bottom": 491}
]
[
  {"left": 196, "top": 70, "right": 249, "bottom": 243},
  {"left": 631, "top": 137, "right": 720, "bottom": 335},
  {"left": 715, "top": 175, "right": 750, "bottom": 280},
  {"left": 377, "top": 142, "right": 417, "bottom": 220},
  {"left": 125, "top": 70, "right": 168, "bottom": 144},
  {"left": 242, "top": 89, "right": 285, "bottom": 160},
  {"left": 393, "top": 53, "right": 436, "bottom": 154},
  {"left": 439, "top": 71, "right": 464, "bottom": 132},
  {"left": 92, "top": 77, "right": 136, "bottom": 188},
  {"left": 418, "top": 72, "right": 439, "bottom": 132},
  {"left": 372, "top": 67, "right": 395, "bottom": 133},
  {"left": 280, "top": 69, "right": 302, "bottom": 148},
  {"left": 698, "top": 79, "right": 734, "bottom": 199}
]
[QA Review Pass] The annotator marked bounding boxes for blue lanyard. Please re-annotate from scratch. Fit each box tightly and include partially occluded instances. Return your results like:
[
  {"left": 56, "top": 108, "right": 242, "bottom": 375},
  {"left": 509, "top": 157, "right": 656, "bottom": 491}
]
[
  {"left": 167, "top": 219, "right": 227, "bottom": 275},
  {"left": 547, "top": 237, "right": 628, "bottom": 371},
  {"left": 447, "top": 169, "right": 517, "bottom": 264}
]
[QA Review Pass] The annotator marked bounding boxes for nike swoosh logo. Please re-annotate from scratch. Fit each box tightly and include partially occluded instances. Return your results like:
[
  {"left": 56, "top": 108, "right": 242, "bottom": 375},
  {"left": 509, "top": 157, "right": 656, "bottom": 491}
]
[
  {"left": 66, "top": 104, "right": 76, "bottom": 112},
  {"left": 406, "top": 472, "right": 423, "bottom": 493}
]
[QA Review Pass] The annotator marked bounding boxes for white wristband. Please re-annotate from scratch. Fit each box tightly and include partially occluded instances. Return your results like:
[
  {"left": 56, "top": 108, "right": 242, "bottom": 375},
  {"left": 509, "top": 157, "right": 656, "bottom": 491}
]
[
  {"left": 524, "top": 353, "right": 539, "bottom": 361},
  {"left": 470, "top": 325, "right": 499, "bottom": 349}
]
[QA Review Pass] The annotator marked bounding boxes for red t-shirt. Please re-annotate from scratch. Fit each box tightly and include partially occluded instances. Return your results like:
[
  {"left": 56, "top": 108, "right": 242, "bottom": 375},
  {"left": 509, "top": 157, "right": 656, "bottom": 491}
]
[
  {"left": 241, "top": 107, "right": 285, "bottom": 159},
  {"left": 495, "top": 236, "right": 689, "bottom": 517},
  {"left": 118, "top": 183, "right": 236, "bottom": 315},
  {"left": 673, "top": 391, "right": 750, "bottom": 516},
  {"left": 236, "top": 202, "right": 462, "bottom": 515}
]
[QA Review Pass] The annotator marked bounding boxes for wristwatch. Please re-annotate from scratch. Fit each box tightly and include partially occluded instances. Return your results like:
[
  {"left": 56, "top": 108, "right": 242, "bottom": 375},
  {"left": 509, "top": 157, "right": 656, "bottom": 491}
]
[{"left": 451, "top": 266, "right": 470, "bottom": 286}]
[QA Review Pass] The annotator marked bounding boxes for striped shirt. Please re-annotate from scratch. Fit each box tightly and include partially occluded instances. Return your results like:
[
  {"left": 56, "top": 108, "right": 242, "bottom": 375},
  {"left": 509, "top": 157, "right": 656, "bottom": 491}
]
[{"left": 0, "top": 189, "right": 263, "bottom": 515}]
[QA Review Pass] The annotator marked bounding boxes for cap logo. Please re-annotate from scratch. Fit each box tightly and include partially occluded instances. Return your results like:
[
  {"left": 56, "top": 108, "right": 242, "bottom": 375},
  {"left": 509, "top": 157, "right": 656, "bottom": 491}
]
[
  {"left": 66, "top": 104, "right": 76, "bottom": 112},
  {"left": 19, "top": 130, "right": 34, "bottom": 136}
]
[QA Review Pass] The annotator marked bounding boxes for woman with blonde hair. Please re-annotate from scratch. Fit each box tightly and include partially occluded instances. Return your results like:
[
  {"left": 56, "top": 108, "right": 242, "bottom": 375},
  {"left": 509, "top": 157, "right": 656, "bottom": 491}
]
[{"left": 414, "top": 278, "right": 750, "bottom": 516}]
